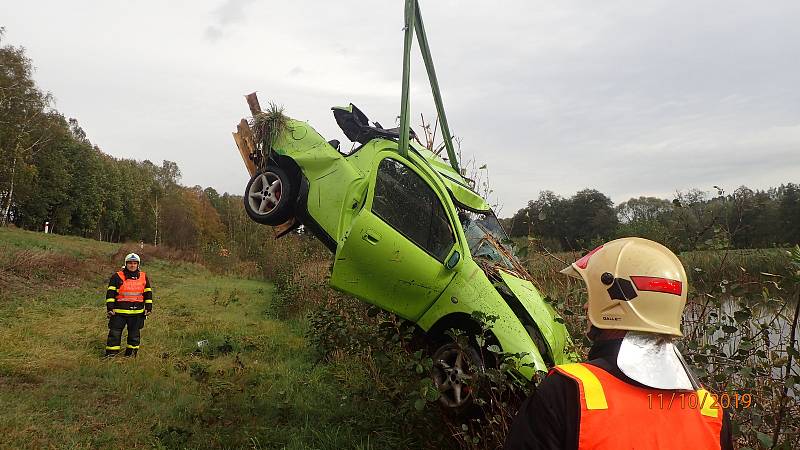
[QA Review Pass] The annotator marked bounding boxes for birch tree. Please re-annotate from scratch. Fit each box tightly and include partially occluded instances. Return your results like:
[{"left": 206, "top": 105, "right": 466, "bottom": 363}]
[{"left": 0, "top": 28, "right": 53, "bottom": 226}]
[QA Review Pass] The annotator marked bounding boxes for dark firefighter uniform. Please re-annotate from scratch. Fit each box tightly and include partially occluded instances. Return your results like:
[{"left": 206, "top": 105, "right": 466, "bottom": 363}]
[
  {"left": 105, "top": 268, "right": 152, "bottom": 356},
  {"left": 504, "top": 339, "right": 733, "bottom": 450}
]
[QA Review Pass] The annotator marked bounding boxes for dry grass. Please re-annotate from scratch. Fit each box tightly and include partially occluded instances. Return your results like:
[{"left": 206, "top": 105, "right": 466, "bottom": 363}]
[
  {"left": 0, "top": 246, "right": 105, "bottom": 297},
  {"left": 111, "top": 243, "right": 202, "bottom": 266},
  {"left": 1, "top": 227, "right": 426, "bottom": 449},
  {"left": 250, "top": 103, "right": 289, "bottom": 150}
]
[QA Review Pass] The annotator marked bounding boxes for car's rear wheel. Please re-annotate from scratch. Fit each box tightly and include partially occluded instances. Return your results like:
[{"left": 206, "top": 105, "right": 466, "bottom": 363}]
[
  {"left": 431, "top": 342, "right": 484, "bottom": 411},
  {"left": 243, "top": 166, "right": 295, "bottom": 225}
]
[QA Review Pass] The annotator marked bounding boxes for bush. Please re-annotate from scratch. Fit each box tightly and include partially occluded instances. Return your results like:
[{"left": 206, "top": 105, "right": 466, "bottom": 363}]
[
  {"left": 527, "top": 245, "right": 800, "bottom": 449},
  {"left": 282, "top": 231, "right": 800, "bottom": 447}
]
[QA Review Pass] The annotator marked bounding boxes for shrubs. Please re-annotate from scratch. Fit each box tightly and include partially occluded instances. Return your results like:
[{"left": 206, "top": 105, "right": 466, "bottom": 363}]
[
  {"left": 306, "top": 293, "right": 542, "bottom": 448},
  {"left": 526, "top": 245, "right": 800, "bottom": 449},
  {"left": 0, "top": 245, "right": 99, "bottom": 295},
  {"left": 257, "top": 232, "right": 332, "bottom": 319},
  {"left": 678, "top": 246, "right": 800, "bottom": 449},
  {"left": 112, "top": 244, "right": 201, "bottom": 266},
  {"left": 249, "top": 221, "right": 799, "bottom": 448},
  {"left": 0, "top": 247, "right": 79, "bottom": 277}
]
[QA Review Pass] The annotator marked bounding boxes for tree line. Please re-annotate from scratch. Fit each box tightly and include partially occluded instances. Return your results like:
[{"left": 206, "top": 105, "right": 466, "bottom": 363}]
[
  {"left": 0, "top": 29, "right": 276, "bottom": 260},
  {"left": 4, "top": 30, "right": 798, "bottom": 257},
  {"left": 503, "top": 185, "right": 800, "bottom": 252}
]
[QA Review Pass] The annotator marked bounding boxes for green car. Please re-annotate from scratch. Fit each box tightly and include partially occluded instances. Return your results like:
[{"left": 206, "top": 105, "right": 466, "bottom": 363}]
[{"left": 242, "top": 104, "right": 574, "bottom": 407}]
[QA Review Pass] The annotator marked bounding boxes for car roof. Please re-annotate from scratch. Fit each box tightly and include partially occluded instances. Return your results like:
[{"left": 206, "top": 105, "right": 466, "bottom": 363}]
[{"left": 409, "top": 143, "right": 491, "bottom": 213}]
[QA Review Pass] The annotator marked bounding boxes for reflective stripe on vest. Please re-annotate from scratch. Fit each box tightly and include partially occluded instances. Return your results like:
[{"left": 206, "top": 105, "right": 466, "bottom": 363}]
[
  {"left": 553, "top": 362, "right": 723, "bottom": 450},
  {"left": 116, "top": 271, "right": 147, "bottom": 303}
]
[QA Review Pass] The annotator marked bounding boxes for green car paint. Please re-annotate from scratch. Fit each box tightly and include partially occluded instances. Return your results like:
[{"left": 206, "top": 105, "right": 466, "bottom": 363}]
[
  {"left": 497, "top": 270, "right": 573, "bottom": 365},
  {"left": 415, "top": 260, "right": 548, "bottom": 378},
  {"left": 413, "top": 147, "right": 491, "bottom": 212},
  {"left": 330, "top": 149, "right": 463, "bottom": 320},
  {"left": 266, "top": 113, "right": 575, "bottom": 379},
  {"left": 270, "top": 119, "right": 365, "bottom": 241}
]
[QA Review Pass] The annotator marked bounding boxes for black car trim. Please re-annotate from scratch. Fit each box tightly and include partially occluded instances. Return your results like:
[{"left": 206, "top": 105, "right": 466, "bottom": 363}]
[
  {"left": 496, "top": 285, "right": 555, "bottom": 366},
  {"left": 296, "top": 176, "right": 338, "bottom": 253}
]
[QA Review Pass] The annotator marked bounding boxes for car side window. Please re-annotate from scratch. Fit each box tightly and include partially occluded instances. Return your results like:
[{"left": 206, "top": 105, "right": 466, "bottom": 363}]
[{"left": 372, "top": 158, "right": 455, "bottom": 262}]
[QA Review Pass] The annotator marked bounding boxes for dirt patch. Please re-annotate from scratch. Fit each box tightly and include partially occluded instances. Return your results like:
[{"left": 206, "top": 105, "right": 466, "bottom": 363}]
[
  {"left": 0, "top": 246, "right": 108, "bottom": 296},
  {"left": 0, "top": 369, "right": 44, "bottom": 389}
]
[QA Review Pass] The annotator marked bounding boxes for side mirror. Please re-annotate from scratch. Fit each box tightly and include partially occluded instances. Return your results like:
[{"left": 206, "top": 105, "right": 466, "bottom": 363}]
[{"left": 445, "top": 250, "right": 461, "bottom": 270}]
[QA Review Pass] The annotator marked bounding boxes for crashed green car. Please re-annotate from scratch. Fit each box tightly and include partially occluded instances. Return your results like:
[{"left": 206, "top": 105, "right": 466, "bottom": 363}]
[{"left": 241, "top": 104, "right": 574, "bottom": 407}]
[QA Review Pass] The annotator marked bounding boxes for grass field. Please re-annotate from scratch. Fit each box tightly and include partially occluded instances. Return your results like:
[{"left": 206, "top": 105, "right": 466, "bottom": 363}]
[
  {"left": 3, "top": 227, "right": 797, "bottom": 449},
  {"left": 0, "top": 227, "right": 441, "bottom": 449}
]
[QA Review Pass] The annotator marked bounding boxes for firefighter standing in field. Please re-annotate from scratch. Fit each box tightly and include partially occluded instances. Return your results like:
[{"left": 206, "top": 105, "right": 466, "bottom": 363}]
[
  {"left": 104, "top": 253, "right": 152, "bottom": 357},
  {"left": 505, "top": 237, "right": 733, "bottom": 450}
]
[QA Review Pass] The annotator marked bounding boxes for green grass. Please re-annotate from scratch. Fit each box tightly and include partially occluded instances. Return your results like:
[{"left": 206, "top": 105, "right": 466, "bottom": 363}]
[
  {"left": 0, "top": 226, "right": 119, "bottom": 258},
  {"left": 0, "top": 228, "right": 432, "bottom": 449}
]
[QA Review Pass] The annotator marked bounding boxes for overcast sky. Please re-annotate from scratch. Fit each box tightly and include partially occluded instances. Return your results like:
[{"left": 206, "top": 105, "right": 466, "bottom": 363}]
[{"left": 3, "top": 0, "right": 799, "bottom": 216}]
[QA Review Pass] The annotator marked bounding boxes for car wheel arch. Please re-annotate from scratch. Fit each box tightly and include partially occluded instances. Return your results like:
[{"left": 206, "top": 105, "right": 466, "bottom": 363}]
[
  {"left": 271, "top": 154, "right": 302, "bottom": 185},
  {"left": 425, "top": 312, "right": 500, "bottom": 349}
]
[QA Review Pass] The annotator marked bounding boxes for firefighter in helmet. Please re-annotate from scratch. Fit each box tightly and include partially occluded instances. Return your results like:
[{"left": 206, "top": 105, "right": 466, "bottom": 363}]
[
  {"left": 505, "top": 237, "right": 732, "bottom": 449},
  {"left": 104, "top": 253, "right": 152, "bottom": 357}
]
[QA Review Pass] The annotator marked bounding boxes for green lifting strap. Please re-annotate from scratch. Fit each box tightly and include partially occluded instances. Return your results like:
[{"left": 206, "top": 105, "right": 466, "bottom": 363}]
[
  {"left": 399, "top": 0, "right": 460, "bottom": 174},
  {"left": 398, "top": 0, "right": 415, "bottom": 161}
]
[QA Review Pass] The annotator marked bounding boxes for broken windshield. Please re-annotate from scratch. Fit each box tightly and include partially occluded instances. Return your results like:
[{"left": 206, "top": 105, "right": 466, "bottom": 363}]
[{"left": 458, "top": 210, "right": 519, "bottom": 271}]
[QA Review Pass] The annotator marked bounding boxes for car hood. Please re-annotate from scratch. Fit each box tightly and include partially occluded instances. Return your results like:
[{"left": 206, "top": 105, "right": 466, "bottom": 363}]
[{"left": 497, "top": 270, "right": 570, "bottom": 365}]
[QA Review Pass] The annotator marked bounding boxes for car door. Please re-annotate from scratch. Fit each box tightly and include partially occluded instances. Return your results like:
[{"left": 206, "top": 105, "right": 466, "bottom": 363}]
[{"left": 330, "top": 154, "right": 460, "bottom": 321}]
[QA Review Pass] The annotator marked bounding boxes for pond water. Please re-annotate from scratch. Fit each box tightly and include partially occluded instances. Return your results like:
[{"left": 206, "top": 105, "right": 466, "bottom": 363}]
[{"left": 684, "top": 295, "right": 799, "bottom": 380}]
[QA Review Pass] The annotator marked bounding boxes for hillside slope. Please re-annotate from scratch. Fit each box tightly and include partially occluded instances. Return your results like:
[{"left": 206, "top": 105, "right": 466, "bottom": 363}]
[{"left": 0, "top": 228, "right": 422, "bottom": 449}]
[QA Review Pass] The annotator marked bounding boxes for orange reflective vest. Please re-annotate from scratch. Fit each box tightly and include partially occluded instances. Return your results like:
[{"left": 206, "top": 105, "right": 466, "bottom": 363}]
[
  {"left": 116, "top": 270, "right": 147, "bottom": 303},
  {"left": 553, "top": 362, "right": 723, "bottom": 450}
]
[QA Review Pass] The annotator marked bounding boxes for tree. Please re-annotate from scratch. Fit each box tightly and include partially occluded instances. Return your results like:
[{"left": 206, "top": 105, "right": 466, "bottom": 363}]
[
  {"left": 723, "top": 186, "right": 781, "bottom": 249},
  {"left": 530, "top": 191, "right": 568, "bottom": 249},
  {"left": 667, "top": 188, "right": 733, "bottom": 251},
  {"left": 562, "top": 189, "right": 618, "bottom": 250},
  {"left": 616, "top": 196, "right": 673, "bottom": 243},
  {"left": 508, "top": 207, "right": 529, "bottom": 237},
  {"left": 12, "top": 114, "right": 74, "bottom": 231},
  {"left": 204, "top": 186, "right": 221, "bottom": 211},
  {"left": 66, "top": 144, "right": 105, "bottom": 235},
  {"left": 144, "top": 160, "right": 181, "bottom": 245},
  {"left": 778, "top": 183, "right": 800, "bottom": 245},
  {"left": 0, "top": 29, "right": 54, "bottom": 225}
]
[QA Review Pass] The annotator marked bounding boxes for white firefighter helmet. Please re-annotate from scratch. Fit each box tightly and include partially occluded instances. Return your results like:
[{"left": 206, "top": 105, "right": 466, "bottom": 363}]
[
  {"left": 560, "top": 237, "right": 687, "bottom": 337},
  {"left": 124, "top": 253, "right": 141, "bottom": 265}
]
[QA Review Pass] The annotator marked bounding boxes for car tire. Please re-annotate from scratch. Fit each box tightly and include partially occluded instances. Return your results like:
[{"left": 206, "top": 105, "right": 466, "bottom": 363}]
[
  {"left": 243, "top": 166, "right": 295, "bottom": 226},
  {"left": 431, "top": 341, "right": 485, "bottom": 413}
]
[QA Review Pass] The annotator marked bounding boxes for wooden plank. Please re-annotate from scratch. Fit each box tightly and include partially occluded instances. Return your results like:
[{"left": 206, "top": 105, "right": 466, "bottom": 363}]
[
  {"left": 274, "top": 217, "right": 297, "bottom": 238},
  {"left": 246, "top": 92, "right": 262, "bottom": 116},
  {"left": 237, "top": 119, "right": 257, "bottom": 155},
  {"left": 232, "top": 130, "right": 257, "bottom": 177}
]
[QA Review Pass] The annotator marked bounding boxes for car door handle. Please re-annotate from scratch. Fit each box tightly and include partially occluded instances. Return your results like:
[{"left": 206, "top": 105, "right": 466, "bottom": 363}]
[{"left": 362, "top": 229, "right": 381, "bottom": 245}]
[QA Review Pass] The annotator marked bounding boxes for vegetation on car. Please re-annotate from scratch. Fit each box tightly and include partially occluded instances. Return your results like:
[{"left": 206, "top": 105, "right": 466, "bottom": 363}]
[{"left": 251, "top": 103, "right": 289, "bottom": 154}]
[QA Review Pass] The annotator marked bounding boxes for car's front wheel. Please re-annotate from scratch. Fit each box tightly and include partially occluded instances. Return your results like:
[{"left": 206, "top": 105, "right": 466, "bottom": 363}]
[
  {"left": 243, "top": 166, "right": 295, "bottom": 226},
  {"left": 431, "top": 342, "right": 484, "bottom": 411}
]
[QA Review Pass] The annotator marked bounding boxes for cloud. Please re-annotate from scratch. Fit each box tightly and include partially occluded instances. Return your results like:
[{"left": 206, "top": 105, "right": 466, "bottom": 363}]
[
  {"left": 204, "top": 0, "right": 255, "bottom": 41},
  {"left": 204, "top": 26, "right": 223, "bottom": 42},
  {"left": 5, "top": 0, "right": 798, "bottom": 213},
  {"left": 212, "top": 0, "right": 254, "bottom": 25}
]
